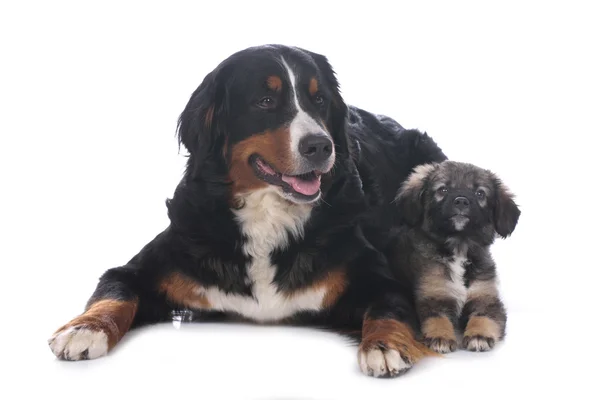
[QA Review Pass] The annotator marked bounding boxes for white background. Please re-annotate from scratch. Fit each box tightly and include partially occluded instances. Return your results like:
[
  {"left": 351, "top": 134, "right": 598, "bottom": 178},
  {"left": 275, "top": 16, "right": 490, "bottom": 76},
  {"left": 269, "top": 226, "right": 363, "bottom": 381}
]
[{"left": 1, "top": 1, "right": 598, "bottom": 399}]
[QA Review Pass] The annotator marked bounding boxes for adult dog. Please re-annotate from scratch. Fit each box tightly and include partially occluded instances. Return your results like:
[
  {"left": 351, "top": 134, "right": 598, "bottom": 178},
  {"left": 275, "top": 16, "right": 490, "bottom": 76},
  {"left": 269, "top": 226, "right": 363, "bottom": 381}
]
[{"left": 49, "top": 45, "right": 447, "bottom": 377}]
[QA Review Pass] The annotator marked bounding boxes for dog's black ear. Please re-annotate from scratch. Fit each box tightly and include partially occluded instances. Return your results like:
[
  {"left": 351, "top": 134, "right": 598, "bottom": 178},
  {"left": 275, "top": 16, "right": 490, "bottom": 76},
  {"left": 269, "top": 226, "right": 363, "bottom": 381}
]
[
  {"left": 177, "top": 65, "right": 231, "bottom": 177},
  {"left": 493, "top": 177, "right": 521, "bottom": 238},
  {"left": 395, "top": 164, "right": 437, "bottom": 226},
  {"left": 307, "top": 51, "right": 350, "bottom": 159}
]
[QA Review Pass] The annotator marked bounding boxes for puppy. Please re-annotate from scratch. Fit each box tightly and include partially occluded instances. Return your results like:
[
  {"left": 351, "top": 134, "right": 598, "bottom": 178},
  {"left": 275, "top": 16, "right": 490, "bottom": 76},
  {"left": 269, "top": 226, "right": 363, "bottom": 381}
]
[{"left": 391, "top": 161, "right": 520, "bottom": 353}]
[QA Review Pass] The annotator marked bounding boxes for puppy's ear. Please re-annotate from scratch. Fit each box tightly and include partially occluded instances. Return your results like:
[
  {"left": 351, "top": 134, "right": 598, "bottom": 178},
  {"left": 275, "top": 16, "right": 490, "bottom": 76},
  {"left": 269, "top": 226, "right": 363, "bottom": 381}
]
[
  {"left": 493, "top": 177, "right": 521, "bottom": 238},
  {"left": 306, "top": 51, "right": 350, "bottom": 159},
  {"left": 177, "top": 65, "right": 231, "bottom": 176},
  {"left": 395, "top": 164, "right": 437, "bottom": 226}
]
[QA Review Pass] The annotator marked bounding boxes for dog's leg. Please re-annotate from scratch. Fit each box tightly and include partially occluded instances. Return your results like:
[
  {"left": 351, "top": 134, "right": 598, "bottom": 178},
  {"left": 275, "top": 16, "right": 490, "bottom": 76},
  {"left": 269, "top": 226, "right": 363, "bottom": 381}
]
[
  {"left": 460, "top": 279, "right": 506, "bottom": 352},
  {"left": 49, "top": 234, "right": 174, "bottom": 361},
  {"left": 416, "top": 269, "right": 462, "bottom": 353},
  {"left": 357, "top": 293, "right": 436, "bottom": 378}
]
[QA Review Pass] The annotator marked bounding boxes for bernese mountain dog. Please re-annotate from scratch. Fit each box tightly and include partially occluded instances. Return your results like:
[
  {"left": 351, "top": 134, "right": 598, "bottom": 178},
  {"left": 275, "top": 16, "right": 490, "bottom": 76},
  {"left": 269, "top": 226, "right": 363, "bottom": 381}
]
[{"left": 49, "top": 44, "right": 447, "bottom": 377}]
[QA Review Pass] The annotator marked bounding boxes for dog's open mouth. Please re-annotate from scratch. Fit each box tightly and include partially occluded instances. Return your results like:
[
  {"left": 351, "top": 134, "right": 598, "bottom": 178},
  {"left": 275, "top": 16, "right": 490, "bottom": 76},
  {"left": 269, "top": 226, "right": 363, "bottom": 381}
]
[{"left": 250, "top": 155, "right": 322, "bottom": 201}]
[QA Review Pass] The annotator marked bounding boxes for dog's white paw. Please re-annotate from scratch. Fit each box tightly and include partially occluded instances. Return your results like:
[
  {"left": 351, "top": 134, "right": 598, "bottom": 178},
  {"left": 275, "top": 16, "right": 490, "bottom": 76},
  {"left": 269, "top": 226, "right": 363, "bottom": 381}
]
[
  {"left": 49, "top": 326, "right": 109, "bottom": 361},
  {"left": 358, "top": 348, "right": 411, "bottom": 378}
]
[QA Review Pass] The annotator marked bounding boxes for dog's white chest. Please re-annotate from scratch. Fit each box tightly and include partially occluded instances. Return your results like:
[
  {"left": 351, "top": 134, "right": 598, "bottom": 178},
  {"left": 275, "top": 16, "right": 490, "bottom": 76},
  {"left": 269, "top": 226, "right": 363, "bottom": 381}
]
[
  {"left": 446, "top": 251, "right": 468, "bottom": 312},
  {"left": 202, "top": 189, "right": 325, "bottom": 322}
]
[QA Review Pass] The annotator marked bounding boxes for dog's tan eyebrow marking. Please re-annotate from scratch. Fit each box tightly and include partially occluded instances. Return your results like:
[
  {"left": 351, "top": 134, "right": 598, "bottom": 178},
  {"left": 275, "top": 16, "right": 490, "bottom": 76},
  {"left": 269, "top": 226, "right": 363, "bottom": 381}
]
[
  {"left": 432, "top": 182, "right": 448, "bottom": 191},
  {"left": 267, "top": 75, "right": 282, "bottom": 91},
  {"left": 309, "top": 77, "right": 319, "bottom": 96}
]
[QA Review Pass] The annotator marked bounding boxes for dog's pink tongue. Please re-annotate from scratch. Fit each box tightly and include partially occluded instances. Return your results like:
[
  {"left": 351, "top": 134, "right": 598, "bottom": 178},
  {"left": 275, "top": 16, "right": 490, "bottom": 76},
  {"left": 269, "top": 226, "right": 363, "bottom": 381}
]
[{"left": 281, "top": 174, "right": 321, "bottom": 196}]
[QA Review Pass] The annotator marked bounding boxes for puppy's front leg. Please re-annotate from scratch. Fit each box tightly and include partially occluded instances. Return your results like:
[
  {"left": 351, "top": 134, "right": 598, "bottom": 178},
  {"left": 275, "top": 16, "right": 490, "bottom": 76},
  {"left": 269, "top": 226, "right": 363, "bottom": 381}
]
[
  {"left": 460, "top": 278, "right": 507, "bottom": 352},
  {"left": 358, "top": 292, "right": 436, "bottom": 377},
  {"left": 417, "top": 266, "right": 462, "bottom": 353}
]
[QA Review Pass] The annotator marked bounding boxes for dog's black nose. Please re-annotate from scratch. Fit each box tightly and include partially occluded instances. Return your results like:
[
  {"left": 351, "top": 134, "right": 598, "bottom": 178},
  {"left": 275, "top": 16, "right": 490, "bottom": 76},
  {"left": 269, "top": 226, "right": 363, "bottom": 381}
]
[
  {"left": 453, "top": 196, "right": 470, "bottom": 211},
  {"left": 299, "top": 134, "right": 333, "bottom": 164}
]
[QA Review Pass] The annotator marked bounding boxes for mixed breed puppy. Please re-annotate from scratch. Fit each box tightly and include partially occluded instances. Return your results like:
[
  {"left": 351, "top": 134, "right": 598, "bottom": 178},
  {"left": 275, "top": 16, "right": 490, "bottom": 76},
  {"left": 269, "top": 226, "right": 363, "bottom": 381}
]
[{"left": 49, "top": 45, "right": 520, "bottom": 377}]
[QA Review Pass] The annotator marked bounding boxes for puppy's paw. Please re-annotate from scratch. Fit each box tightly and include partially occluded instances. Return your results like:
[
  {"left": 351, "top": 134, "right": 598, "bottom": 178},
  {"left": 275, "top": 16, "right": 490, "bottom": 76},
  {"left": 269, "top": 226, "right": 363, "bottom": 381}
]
[
  {"left": 463, "top": 335, "right": 495, "bottom": 352},
  {"left": 358, "top": 319, "right": 436, "bottom": 378},
  {"left": 463, "top": 316, "right": 501, "bottom": 352},
  {"left": 49, "top": 326, "right": 109, "bottom": 361},
  {"left": 421, "top": 316, "right": 458, "bottom": 354},
  {"left": 423, "top": 336, "right": 458, "bottom": 354},
  {"left": 358, "top": 347, "right": 411, "bottom": 378}
]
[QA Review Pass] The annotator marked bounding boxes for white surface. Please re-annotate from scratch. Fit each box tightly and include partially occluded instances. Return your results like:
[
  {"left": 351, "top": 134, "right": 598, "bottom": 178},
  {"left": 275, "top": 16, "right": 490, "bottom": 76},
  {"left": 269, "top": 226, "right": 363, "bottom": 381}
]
[{"left": 1, "top": 1, "right": 598, "bottom": 399}]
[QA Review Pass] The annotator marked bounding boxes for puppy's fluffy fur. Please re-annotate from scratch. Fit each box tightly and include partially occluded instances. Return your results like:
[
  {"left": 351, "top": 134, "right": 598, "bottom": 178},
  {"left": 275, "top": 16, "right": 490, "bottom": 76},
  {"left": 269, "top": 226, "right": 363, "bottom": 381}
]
[{"left": 391, "top": 161, "right": 520, "bottom": 352}]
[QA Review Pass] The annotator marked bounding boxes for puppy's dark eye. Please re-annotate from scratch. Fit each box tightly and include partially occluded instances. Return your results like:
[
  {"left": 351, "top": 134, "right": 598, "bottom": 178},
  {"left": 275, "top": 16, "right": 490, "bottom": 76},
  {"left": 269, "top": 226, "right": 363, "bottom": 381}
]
[
  {"left": 314, "top": 95, "right": 325, "bottom": 105},
  {"left": 437, "top": 186, "right": 448, "bottom": 195},
  {"left": 258, "top": 97, "right": 276, "bottom": 109},
  {"left": 476, "top": 189, "right": 486, "bottom": 199}
]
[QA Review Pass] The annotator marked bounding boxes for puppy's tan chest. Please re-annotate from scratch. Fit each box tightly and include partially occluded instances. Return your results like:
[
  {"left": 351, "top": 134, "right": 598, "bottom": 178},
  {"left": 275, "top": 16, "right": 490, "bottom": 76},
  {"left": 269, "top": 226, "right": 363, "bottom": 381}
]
[{"left": 418, "top": 251, "right": 469, "bottom": 312}]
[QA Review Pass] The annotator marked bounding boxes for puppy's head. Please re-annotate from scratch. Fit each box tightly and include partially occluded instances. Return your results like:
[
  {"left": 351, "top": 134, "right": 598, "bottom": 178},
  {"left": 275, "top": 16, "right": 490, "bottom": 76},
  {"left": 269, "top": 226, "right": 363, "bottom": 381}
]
[
  {"left": 177, "top": 45, "right": 349, "bottom": 205},
  {"left": 395, "top": 161, "right": 521, "bottom": 239}
]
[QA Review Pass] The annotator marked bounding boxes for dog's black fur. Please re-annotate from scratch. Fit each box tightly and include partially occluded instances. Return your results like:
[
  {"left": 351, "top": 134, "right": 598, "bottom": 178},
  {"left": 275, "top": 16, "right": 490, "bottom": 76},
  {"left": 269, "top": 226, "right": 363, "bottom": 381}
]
[{"left": 49, "top": 45, "right": 447, "bottom": 377}]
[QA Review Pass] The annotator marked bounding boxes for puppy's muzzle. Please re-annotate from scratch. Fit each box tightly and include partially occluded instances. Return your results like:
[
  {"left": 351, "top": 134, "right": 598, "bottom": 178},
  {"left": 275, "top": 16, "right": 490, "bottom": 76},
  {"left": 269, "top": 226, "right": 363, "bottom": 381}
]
[{"left": 453, "top": 196, "right": 470, "bottom": 215}]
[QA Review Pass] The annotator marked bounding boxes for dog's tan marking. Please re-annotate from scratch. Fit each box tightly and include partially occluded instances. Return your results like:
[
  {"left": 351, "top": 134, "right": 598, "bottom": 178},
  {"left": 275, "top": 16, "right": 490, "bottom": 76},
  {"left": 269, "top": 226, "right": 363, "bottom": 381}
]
[
  {"left": 267, "top": 75, "right": 282, "bottom": 91},
  {"left": 418, "top": 266, "right": 450, "bottom": 299},
  {"left": 421, "top": 316, "right": 458, "bottom": 353},
  {"left": 464, "top": 316, "right": 501, "bottom": 341},
  {"left": 159, "top": 273, "right": 211, "bottom": 309},
  {"left": 229, "top": 128, "right": 294, "bottom": 197},
  {"left": 51, "top": 299, "right": 138, "bottom": 350},
  {"left": 318, "top": 268, "right": 348, "bottom": 308},
  {"left": 309, "top": 77, "right": 319, "bottom": 96},
  {"left": 281, "top": 268, "right": 347, "bottom": 309},
  {"left": 467, "top": 279, "right": 499, "bottom": 301},
  {"left": 422, "top": 316, "right": 456, "bottom": 341}
]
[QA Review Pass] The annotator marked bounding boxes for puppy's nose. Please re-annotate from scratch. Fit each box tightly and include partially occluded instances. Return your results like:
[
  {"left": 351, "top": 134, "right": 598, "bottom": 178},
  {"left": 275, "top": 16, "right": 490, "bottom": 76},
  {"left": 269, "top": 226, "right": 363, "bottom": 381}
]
[
  {"left": 453, "top": 196, "right": 470, "bottom": 211},
  {"left": 299, "top": 134, "right": 333, "bottom": 164}
]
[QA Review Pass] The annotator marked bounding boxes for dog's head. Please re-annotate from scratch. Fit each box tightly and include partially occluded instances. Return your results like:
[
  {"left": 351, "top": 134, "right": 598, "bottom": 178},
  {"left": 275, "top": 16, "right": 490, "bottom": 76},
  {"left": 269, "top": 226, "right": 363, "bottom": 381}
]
[
  {"left": 177, "top": 45, "right": 349, "bottom": 205},
  {"left": 395, "top": 161, "right": 521, "bottom": 240}
]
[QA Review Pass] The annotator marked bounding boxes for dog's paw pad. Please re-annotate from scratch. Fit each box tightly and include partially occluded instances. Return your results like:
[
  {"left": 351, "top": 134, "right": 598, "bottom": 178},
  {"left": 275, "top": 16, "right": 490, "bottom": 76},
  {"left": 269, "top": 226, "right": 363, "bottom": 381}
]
[
  {"left": 49, "top": 326, "right": 108, "bottom": 361},
  {"left": 424, "top": 336, "right": 458, "bottom": 354},
  {"left": 463, "top": 335, "right": 495, "bottom": 352},
  {"left": 358, "top": 348, "right": 411, "bottom": 378}
]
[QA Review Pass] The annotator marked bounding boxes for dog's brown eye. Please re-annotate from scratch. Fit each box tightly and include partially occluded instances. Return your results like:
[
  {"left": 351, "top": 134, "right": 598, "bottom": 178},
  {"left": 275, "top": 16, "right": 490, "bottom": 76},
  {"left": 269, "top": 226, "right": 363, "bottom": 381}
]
[
  {"left": 476, "top": 189, "right": 486, "bottom": 198},
  {"left": 437, "top": 186, "right": 448, "bottom": 194},
  {"left": 258, "top": 97, "right": 276, "bottom": 109},
  {"left": 314, "top": 95, "right": 325, "bottom": 105}
]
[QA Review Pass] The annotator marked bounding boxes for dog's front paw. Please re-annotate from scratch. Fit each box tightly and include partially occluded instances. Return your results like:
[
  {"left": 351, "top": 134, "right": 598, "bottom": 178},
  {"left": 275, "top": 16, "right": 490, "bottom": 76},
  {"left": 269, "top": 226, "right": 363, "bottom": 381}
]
[
  {"left": 423, "top": 336, "right": 458, "bottom": 354},
  {"left": 463, "top": 316, "right": 501, "bottom": 352},
  {"left": 48, "top": 325, "right": 109, "bottom": 361},
  {"left": 463, "top": 334, "right": 495, "bottom": 352},
  {"left": 358, "top": 319, "right": 436, "bottom": 378},
  {"left": 421, "top": 316, "right": 458, "bottom": 354},
  {"left": 358, "top": 346, "right": 411, "bottom": 378}
]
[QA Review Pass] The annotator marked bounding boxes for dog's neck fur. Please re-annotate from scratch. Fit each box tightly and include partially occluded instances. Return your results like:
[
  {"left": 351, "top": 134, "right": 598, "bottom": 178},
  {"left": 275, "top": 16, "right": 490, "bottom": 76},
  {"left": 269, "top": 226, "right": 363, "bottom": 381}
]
[
  {"left": 233, "top": 187, "right": 313, "bottom": 255},
  {"left": 223, "top": 187, "right": 324, "bottom": 322}
]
